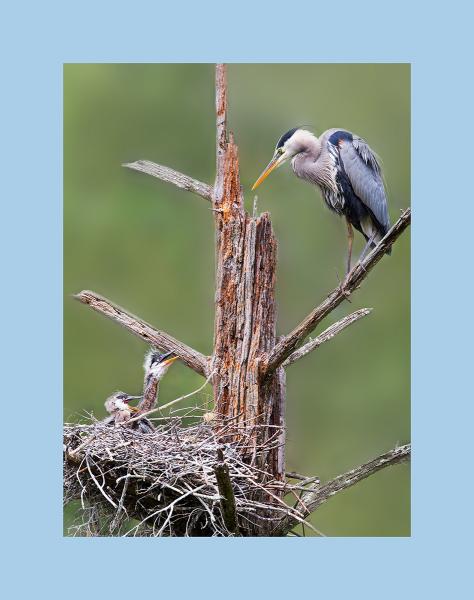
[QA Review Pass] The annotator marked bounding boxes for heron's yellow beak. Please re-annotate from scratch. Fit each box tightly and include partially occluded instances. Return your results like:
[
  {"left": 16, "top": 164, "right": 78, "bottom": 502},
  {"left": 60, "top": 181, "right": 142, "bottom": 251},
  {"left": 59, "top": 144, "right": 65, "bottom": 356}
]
[
  {"left": 251, "top": 155, "right": 284, "bottom": 190},
  {"left": 163, "top": 356, "right": 179, "bottom": 366}
]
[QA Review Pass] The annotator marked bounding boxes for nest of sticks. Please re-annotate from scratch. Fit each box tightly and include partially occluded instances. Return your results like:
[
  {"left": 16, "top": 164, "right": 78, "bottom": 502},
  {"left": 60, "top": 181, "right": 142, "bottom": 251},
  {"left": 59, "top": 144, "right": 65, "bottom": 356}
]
[{"left": 64, "top": 412, "right": 315, "bottom": 537}]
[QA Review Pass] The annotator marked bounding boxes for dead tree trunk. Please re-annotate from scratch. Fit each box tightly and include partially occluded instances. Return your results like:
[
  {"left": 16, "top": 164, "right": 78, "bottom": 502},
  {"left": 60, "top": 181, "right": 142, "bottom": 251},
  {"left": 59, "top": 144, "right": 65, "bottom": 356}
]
[
  {"left": 212, "top": 66, "right": 285, "bottom": 490},
  {"left": 69, "top": 63, "right": 411, "bottom": 536}
]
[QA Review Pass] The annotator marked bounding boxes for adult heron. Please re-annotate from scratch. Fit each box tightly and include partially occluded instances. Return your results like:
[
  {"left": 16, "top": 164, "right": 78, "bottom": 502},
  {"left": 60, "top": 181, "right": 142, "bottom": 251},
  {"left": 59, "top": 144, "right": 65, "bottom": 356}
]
[{"left": 252, "top": 128, "right": 391, "bottom": 274}]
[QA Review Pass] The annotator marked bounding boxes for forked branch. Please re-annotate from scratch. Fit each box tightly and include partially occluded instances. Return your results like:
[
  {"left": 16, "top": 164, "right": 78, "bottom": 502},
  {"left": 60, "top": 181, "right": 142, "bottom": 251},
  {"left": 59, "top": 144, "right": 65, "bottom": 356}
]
[
  {"left": 123, "top": 160, "right": 212, "bottom": 202},
  {"left": 75, "top": 290, "right": 210, "bottom": 377},
  {"left": 275, "top": 443, "right": 411, "bottom": 536},
  {"left": 264, "top": 208, "right": 411, "bottom": 376}
]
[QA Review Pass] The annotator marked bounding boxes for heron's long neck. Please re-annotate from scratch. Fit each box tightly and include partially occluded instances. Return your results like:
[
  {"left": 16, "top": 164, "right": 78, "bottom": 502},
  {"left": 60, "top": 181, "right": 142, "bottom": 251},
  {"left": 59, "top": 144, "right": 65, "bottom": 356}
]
[
  {"left": 291, "top": 135, "right": 322, "bottom": 182},
  {"left": 138, "top": 375, "right": 160, "bottom": 413}
]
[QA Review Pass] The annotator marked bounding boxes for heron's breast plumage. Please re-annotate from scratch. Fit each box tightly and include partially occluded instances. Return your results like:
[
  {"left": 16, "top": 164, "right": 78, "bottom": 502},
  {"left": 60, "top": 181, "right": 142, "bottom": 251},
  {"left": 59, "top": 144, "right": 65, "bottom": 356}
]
[{"left": 291, "top": 142, "right": 345, "bottom": 215}]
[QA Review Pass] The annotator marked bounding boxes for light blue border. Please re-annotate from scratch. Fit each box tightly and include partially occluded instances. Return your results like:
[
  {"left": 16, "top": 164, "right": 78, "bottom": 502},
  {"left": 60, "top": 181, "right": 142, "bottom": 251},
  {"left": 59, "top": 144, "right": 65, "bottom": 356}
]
[{"left": 2, "top": 1, "right": 471, "bottom": 598}]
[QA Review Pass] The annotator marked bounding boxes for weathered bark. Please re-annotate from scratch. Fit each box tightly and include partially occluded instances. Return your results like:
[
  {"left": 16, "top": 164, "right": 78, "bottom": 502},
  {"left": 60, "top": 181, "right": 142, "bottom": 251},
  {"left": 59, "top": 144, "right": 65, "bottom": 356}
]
[{"left": 211, "top": 66, "right": 285, "bottom": 494}]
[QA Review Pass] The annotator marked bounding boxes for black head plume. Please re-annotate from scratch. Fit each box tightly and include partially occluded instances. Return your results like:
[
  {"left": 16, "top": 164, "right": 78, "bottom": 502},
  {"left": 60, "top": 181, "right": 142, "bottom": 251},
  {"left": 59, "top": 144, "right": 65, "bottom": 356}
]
[
  {"left": 150, "top": 350, "right": 176, "bottom": 366},
  {"left": 275, "top": 127, "right": 299, "bottom": 150}
]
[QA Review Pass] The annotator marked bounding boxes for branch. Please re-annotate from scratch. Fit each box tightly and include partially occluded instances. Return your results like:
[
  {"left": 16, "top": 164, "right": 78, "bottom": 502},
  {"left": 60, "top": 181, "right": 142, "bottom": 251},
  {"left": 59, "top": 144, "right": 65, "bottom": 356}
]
[
  {"left": 264, "top": 208, "right": 411, "bottom": 376},
  {"left": 74, "top": 290, "right": 209, "bottom": 377},
  {"left": 214, "top": 447, "right": 240, "bottom": 535},
  {"left": 282, "top": 308, "right": 372, "bottom": 368},
  {"left": 276, "top": 443, "right": 411, "bottom": 536},
  {"left": 123, "top": 160, "right": 212, "bottom": 202}
]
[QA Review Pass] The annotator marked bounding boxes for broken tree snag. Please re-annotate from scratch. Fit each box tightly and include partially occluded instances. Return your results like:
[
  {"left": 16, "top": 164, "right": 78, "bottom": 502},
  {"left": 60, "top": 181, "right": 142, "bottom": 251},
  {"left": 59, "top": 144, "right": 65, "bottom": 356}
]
[{"left": 211, "top": 65, "right": 285, "bottom": 490}]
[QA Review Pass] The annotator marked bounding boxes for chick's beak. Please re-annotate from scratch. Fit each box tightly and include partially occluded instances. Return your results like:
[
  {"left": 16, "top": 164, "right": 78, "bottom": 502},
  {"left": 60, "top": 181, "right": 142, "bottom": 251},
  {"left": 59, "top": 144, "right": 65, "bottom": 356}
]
[
  {"left": 163, "top": 356, "right": 179, "bottom": 367},
  {"left": 124, "top": 395, "right": 142, "bottom": 402},
  {"left": 251, "top": 155, "right": 284, "bottom": 190},
  {"left": 123, "top": 395, "right": 142, "bottom": 410}
]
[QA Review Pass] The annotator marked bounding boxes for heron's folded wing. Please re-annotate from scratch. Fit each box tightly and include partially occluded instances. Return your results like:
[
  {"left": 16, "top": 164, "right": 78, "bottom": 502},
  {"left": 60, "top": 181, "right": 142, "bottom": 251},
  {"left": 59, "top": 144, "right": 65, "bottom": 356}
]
[{"left": 339, "top": 138, "right": 390, "bottom": 235}]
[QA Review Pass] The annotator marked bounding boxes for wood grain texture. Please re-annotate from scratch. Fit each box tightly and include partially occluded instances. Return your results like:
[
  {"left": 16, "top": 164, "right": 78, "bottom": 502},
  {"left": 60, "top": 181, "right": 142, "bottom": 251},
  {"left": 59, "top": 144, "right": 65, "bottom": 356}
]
[
  {"left": 211, "top": 66, "right": 285, "bottom": 503},
  {"left": 123, "top": 160, "right": 212, "bottom": 201}
]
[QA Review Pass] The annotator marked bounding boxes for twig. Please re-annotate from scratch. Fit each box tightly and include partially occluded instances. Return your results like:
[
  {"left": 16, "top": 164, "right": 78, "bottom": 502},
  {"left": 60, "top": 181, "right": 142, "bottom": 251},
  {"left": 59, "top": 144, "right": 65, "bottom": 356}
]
[
  {"left": 275, "top": 443, "right": 411, "bottom": 536},
  {"left": 214, "top": 447, "right": 240, "bottom": 535},
  {"left": 67, "top": 433, "right": 98, "bottom": 456},
  {"left": 263, "top": 208, "right": 411, "bottom": 376},
  {"left": 110, "top": 468, "right": 131, "bottom": 533},
  {"left": 282, "top": 308, "right": 372, "bottom": 367},
  {"left": 123, "top": 160, "right": 212, "bottom": 202},
  {"left": 74, "top": 290, "right": 209, "bottom": 377},
  {"left": 126, "top": 370, "right": 214, "bottom": 423},
  {"left": 85, "top": 456, "right": 118, "bottom": 509}
]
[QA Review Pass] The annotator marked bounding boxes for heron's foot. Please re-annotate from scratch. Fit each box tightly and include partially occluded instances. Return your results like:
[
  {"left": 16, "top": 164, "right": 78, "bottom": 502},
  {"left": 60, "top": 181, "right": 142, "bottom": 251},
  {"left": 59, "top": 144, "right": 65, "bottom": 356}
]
[{"left": 335, "top": 271, "right": 352, "bottom": 302}]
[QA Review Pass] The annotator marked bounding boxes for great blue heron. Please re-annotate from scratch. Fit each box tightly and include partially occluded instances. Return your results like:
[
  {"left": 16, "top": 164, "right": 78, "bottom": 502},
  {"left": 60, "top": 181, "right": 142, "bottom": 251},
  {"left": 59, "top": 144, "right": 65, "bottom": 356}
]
[
  {"left": 252, "top": 128, "right": 391, "bottom": 274},
  {"left": 104, "top": 391, "right": 142, "bottom": 427}
]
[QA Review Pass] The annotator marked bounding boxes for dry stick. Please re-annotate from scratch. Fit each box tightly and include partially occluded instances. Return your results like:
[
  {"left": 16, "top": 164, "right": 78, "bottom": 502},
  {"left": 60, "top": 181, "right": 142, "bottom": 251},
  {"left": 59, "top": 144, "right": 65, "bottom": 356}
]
[
  {"left": 275, "top": 443, "right": 411, "bottom": 536},
  {"left": 74, "top": 290, "right": 209, "bottom": 377},
  {"left": 110, "top": 467, "right": 131, "bottom": 533},
  {"left": 282, "top": 308, "right": 372, "bottom": 367},
  {"left": 123, "top": 160, "right": 213, "bottom": 202},
  {"left": 214, "top": 447, "right": 240, "bottom": 535},
  {"left": 264, "top": 208, "right": 411, "bottom": 377},
  {"left": 126, "top": 370, "right": 214, "bottom": 423}
]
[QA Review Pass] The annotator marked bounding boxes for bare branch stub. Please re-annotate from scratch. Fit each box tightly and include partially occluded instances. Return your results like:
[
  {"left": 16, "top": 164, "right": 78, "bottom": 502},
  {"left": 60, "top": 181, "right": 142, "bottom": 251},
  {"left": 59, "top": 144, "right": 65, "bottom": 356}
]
[
  {"left": 275, "top": 443, "right": 411, "bottom": 536},
  {"left": 75, "top": 290, "right": 209, "bottom": 377},
  {"left": 263, "top": 208, "right": 411, "bottom": 377},
  {"left": 123, "top": 160, "right": 212, "bottom": 202},
  {"left": 282, "top": 308, "right": 372, "bottom": 368}
]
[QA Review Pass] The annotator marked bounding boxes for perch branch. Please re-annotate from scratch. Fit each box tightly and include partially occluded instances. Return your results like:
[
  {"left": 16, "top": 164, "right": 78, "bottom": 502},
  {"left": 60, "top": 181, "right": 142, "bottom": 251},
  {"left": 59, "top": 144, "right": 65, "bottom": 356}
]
[
  {"left": 282, "top": 308, "right": 372, "bottom": 368},
  {"left": 214, "top": 447, "right": 240, "bottom": 535},
  {"left": 264, "top": 208, "right": 411, "bottom": 376},
  {"left": 74, "top": 290, "right": 209, "bottom": 377},
  {"left": 276, "top": 443, "right": 411, "bottom": 536},
  {"left": 123, "top": 160, "right": 212, "bottom": 202}
]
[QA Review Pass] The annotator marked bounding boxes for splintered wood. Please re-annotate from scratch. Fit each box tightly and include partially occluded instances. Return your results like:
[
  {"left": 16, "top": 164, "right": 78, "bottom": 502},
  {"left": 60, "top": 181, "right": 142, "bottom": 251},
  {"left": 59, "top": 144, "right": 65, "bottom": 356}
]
[{"left": 211, "top": 131, "right": 285, "bottom": 484}]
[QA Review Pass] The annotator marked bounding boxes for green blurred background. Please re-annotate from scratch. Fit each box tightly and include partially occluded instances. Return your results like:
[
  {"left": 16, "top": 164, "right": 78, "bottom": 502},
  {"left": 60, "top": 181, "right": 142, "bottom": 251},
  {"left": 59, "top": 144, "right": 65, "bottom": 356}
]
[{"left": 64, "top": 64, "right": 410, "bottom": 536}]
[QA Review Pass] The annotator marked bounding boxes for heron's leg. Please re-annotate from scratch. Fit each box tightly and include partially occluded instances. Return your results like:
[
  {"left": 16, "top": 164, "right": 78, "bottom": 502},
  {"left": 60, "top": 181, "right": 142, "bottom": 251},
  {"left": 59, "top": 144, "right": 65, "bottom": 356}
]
[
  {"left": 358, "top": 232, "right": 377, "bottom": 264},
  {"left": 346, "top": 219, "right": 354, "bottom": 276}
]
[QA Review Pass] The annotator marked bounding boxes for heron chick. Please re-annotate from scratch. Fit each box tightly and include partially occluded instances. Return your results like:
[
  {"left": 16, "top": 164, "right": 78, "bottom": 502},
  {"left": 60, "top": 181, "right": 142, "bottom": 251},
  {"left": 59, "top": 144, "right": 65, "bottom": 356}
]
[
  {"left": 252, "top": 127, "right": 391, "bottom": 274},
  {"left": 104, "top": 391, "right": 142, "bottom": 427},
  {"left": 137, "top": 350, "right": 179, "bottom": 416}
]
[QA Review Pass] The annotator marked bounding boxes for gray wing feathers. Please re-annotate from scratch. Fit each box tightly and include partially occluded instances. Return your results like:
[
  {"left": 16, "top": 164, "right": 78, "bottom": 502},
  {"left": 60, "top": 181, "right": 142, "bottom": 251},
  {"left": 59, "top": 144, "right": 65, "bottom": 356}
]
[{"left": 340, "top": 138, "right": 390, "bottom": 233}]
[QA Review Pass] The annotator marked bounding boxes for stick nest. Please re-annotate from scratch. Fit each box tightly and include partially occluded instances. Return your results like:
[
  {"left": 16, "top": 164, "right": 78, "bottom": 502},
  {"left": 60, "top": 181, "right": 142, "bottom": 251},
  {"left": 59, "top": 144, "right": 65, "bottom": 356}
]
[{"left": 64, "top": 415, "right": 304, "bottom": 537}]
